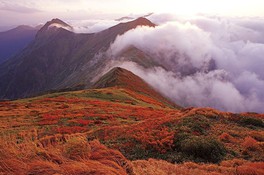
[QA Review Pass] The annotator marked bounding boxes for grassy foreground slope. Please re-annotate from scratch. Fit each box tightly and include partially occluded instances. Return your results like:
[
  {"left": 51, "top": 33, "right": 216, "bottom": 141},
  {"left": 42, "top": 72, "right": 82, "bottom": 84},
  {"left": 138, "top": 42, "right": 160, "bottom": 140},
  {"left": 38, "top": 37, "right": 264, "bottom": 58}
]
[{"left": 0, "top": 68, "right": 263, "bottom": 175}]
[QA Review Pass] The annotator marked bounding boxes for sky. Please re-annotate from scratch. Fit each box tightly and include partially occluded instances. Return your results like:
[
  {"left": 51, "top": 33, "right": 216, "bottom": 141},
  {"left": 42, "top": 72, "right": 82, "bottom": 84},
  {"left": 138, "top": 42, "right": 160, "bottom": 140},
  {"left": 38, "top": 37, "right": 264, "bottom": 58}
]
[{"left": 1, "top": 0, "right": 264, "bottom": 27}]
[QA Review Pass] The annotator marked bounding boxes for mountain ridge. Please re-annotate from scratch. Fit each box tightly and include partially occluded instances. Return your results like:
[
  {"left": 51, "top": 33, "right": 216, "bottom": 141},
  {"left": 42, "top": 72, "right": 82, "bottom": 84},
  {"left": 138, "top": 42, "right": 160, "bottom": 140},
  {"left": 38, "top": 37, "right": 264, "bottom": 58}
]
[
  {"left": 93, "top": 67, "right": 179, "bottom": 108},
  {"left": 0, "top": 17, "right": 156, "bottom": 100}
]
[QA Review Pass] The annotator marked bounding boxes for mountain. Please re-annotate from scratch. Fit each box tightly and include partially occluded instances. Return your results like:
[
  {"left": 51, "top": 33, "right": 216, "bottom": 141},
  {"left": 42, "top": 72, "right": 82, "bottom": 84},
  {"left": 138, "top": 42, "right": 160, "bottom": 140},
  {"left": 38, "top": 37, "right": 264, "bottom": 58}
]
[
  {"left": 93, "top": 67, "right": 179, "bottom": 108},
  {"left": 38, "top": 18, "right": 73, "bottom": 33},
  {"left": 117, "top": 46, "right": 164, "bottom": 69},
  {"left": 0, "top": 17, "right": 156, "bottom": 100},
  {"left": 0, "top": 25, "right": 39, "bottom": 63}
]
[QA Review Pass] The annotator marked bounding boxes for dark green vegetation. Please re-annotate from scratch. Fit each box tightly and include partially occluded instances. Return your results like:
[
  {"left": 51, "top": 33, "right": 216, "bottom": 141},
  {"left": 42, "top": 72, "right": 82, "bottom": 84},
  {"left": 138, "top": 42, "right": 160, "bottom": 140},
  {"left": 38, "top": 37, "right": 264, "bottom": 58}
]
[
  {"left": 174, "top": 135, "right": 226, "bottom": 163},
  {"left": 239, "top": 117, "right": 264, "bottom": 128}
]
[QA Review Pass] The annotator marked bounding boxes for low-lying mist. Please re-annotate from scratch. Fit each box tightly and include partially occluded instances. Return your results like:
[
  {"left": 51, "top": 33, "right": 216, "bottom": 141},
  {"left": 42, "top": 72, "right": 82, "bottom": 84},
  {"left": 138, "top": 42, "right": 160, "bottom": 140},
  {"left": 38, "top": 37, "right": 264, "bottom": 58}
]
[{"left": 105, "top": 14, "right": 264, "bottom": 113}]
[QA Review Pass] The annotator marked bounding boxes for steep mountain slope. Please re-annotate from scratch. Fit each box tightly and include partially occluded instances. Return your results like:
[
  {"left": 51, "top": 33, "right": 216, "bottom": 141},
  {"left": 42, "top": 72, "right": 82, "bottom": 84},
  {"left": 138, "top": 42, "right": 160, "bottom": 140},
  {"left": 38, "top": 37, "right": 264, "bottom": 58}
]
[
  {"left": 0, "top": 18, "right": 155, "bottom": 100},
  {"left": 93, "top": 67, "right": 179, "bottom": 108},
  {"left": 117, "top": 46, "right": 163, "bottom": 69},
  {"left": 0, "top": 25, "right": 39, "bottom": 63}
]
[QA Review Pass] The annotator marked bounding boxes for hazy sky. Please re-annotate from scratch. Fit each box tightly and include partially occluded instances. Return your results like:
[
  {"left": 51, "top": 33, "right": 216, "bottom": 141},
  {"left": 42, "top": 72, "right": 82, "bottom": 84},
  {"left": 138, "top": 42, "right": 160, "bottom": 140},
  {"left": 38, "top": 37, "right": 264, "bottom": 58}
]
[{"left": 1, "top": 0, "right": 264, "bottom": 26}]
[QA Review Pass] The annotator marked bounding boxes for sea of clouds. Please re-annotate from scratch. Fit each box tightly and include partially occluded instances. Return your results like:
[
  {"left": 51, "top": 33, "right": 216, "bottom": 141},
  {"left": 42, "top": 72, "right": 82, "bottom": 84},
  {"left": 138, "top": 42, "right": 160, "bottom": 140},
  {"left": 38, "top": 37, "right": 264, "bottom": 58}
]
[{"left": 104, "top": 14, "right": 264, "bottom": 113}]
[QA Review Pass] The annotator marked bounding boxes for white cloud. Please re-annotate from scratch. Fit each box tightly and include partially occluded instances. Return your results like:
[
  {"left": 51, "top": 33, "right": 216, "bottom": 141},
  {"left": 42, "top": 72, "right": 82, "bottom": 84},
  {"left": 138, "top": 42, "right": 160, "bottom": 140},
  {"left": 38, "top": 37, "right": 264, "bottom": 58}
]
[
  {"left": 106, "top": 15, "right": 264, "bottom": 113},
  {"left": 69, "top": 19, "right": 119, "bottom": 33}
]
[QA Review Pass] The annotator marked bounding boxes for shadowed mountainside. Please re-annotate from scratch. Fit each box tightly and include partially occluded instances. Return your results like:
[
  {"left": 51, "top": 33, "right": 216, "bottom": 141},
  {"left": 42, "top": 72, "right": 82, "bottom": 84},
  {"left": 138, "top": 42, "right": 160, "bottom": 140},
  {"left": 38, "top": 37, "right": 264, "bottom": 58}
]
[
  {"left": 0, "top": 25, "right": 39, "bottom": 63},
  {"left": 0, "top": 18, "right": 155, "bottom": 100}
]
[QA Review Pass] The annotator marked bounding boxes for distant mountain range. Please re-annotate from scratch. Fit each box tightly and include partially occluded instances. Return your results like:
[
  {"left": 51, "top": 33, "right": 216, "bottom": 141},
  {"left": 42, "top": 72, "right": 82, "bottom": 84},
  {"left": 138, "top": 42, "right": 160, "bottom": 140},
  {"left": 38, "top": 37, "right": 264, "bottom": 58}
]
[
  {"left": 0, "top": 25, "right": 41, "bottom": 64},
  {"left": 0, "top": 17, "right": 157, "bottom": 100}
]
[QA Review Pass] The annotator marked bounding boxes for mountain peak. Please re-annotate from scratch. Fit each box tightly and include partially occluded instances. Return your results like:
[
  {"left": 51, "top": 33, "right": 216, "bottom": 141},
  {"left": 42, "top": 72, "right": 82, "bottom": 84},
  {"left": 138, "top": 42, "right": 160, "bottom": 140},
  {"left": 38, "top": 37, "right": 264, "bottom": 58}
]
[
  {"left": 93, "top": 67, "right": 136, "bottom": 89},
  {"left": 124, "top": 17, "right": 156, "bottom": 28},
  {"left": 38, "top": 18, "right": 73, "bottom": 34},
  {"left": 50, "top": 18, "right": 65, "bottom": 23},
  {"left": 99, "top": 17, "right": 155, "bottom": 40},
  {"left": 35, "top": 18, "right": 73, "bottom": 40},
  {"left": 135, "top": 17, "right": 152, "bottom": 23},
  {"left": 93, "top": 67, "right": 179, "bottom": 108},
  {"left": 15, "top": 25, "right": 35, "bottom": 30}
]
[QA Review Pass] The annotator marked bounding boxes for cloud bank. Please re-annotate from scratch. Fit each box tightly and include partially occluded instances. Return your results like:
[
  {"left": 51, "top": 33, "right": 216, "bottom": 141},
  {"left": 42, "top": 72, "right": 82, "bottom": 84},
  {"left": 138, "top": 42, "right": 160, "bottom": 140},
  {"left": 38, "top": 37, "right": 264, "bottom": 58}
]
[
  {"left": 106, "top": 15, "right": 264, "bottom": 113},
  {"left": 69, "top": 19, "right": 120, "bottom": 33}
]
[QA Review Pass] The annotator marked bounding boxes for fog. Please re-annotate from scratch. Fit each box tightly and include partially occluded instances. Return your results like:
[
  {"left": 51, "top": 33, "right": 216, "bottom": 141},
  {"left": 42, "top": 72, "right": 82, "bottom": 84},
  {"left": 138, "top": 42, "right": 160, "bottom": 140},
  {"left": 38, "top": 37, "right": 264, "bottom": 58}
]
[
  {"left": 69, "top": 19, "right": 120, "bottom": 33},
  {"left": 106, "top": 15, "right": 264, "bottom": 113}
]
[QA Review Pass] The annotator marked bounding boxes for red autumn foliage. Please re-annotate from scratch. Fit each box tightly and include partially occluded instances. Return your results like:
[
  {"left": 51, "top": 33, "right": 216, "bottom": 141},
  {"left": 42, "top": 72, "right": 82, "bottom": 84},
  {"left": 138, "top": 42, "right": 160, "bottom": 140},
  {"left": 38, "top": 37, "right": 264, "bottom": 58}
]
[
  {"left": 219, "top": 132, "right": 233, "bottom": 142},
  {"left": 132, "top": 127, "right": 174, "bottom": 153},
  {"left": 42, "top": 114, "right": 59, "bottom": 120},
  {"left": 57, "top": 126, "right": 87, "bottom": 134},
  {"left": 237, "top": 162, "right": 264, "bottom": 175},
  {"left": 242, "top": 136, "right": 259, "bottom": 151},
  {"left": 76, "top": 119, "right": 93, "bottom": 125},
  {"left": 0, "top": 87, "right": 263, "bottom": 174},
  {"left": 38, "top": 120, "right": 59, "bottom": 125},
  {"left": 0, "top": 136, "right": 134, "bottom": 175}
]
